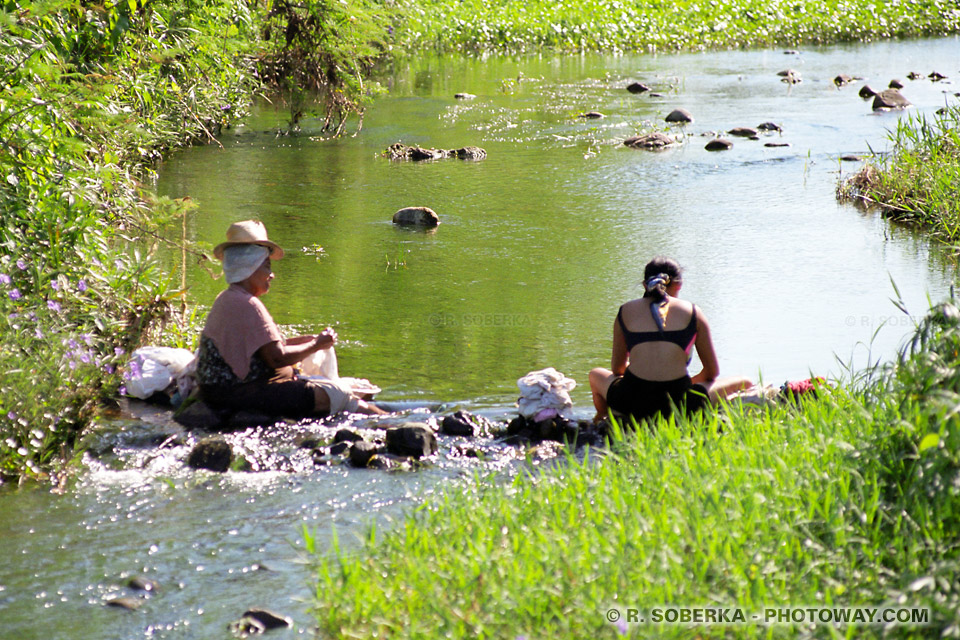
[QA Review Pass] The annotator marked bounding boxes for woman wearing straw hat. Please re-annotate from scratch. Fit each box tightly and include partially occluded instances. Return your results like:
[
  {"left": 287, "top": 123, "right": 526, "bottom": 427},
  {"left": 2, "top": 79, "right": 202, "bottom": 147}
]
[{"left": 195, "top": 220, "right": 385, "bottom": 418}]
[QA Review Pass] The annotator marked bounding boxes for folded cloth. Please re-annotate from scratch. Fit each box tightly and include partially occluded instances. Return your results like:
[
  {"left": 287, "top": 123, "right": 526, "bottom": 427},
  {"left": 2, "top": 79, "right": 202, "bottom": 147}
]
[
  {"left": 516, "top": 367, "right": 577, "bottom": 418},
  {"left": 300, "top": 347, "right": 381, "bottom": 399},
  {"left": 305, "top": 377, "right": 360, "bottom": 415}
]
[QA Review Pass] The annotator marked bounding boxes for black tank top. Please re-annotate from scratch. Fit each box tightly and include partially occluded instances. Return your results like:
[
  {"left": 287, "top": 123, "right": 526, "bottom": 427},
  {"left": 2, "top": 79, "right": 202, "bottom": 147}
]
[{"left": 617, "top": 304, "right": 698, "bottom": 358}]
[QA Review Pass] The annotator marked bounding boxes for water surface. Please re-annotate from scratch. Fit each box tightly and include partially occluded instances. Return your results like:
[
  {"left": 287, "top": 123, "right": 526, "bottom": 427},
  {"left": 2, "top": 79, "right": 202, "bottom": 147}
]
[{"left": 2, "top": 37, "right": 958, "bottom": 639}]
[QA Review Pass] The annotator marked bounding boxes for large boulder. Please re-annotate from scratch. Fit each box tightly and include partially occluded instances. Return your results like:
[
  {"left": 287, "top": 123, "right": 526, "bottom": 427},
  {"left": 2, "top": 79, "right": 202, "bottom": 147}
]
[
  {"left": 187, "top": 436, "right": 233, "bottom": 472},
  {"left": 393, "top": 207, "right": 440, "bottom": 227},
  {"left": 385, "top": 423, "right": 437, "bottom": 458},
  {"left": 872, "top": 89, "right": 911, "bottom": 111}
]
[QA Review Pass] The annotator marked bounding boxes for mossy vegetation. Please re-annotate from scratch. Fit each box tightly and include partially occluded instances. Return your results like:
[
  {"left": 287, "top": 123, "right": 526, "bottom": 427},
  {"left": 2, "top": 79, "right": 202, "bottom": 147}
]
[
  {"left": 306, "top": 300, "right": 960, "bottom": 638},
  {"left": 841, "top": 105, "right": 960, "bottom": 244}
]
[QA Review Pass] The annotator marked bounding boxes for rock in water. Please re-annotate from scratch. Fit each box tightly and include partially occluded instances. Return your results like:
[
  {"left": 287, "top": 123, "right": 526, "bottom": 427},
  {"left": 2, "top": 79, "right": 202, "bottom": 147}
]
[
  {"left": 665, "top": 108, "right": 693, "bottom": 124},
  {"left": 187, "top": 436, "right": 232, "bottom": 472},
  {"left": 243, "top": 608, "right": 292, "bottom": 629},
  {"left": 578, "top": 111, "right": 605, "bottom": 119},
  {"left": 385, "top": 423, "right": 437, "bottom": 458},
  {"left": 349, "top": 441, "right": 380, "bottom": 468},
  {"left": 128, "top": 577, "right": 159, "bottom": 593},
  {"left": 872, "top": 89, "right": 911, "bottom": 111},
  {"left": 623, "top": 132, "right": 675, "bottom": 149},
  {"left": 705, "top": 138, "right": 733, "bottom": 151},
  {"left": 757, "top": 122, "right": 782, "bottom": 132},
  {"left": 728, "top": 127, "right": 758, "bottom": 137},
  {"left": 626, "top": 82, "right": 650, "bottom": 93},
  {"left": 106, "top": 597, "right": 142, "bottom": 611},
  {"left": 454, "top": 92, "right": 476, "bottom": 99},
  {"left": 888, "top": 79, "right": 904, "bottom": 89},
  {"left": 455, "top": 146, "right": 486, "bottom": 160},
  {"left": 393, "top": 207, "right": 440, "bottom": 227},
  {"left": 833, "top": 74, "right": 852, "bottom": 87},
  {"left": 333, "top": 429, "right": 363, "bottom": 444},
  {"left": 441, "top": 411, "right": 477, "bottom": 436},
  {"left": 858, "top": 85, "right": 877, "bottom": 99}
]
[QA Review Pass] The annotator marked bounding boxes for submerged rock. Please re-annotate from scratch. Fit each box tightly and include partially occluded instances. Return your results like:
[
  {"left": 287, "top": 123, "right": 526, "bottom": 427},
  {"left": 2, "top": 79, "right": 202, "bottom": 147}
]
[
  {"left": 623, "top": 132, "right": 675, "bottom": 149},
  {"left": 872, "top": 89, "right": 911, "bottom": 111},
  {"left": 106, "top": 597, "right": 142, "bottom": 611},
  {"left": 626, "top": 82, "right": 650, "bottom": 94},
  {"left": 705, "top": 138, "right": 733, "bottom": 151},
  {"left": 665, "top": 108, "right": 693, "bottom": 124},
  {"left": 840, "top": 154, "right": 863, "bottom": 162},
  {"left": 243, "top": 608, "right": 292, "bottom": 630},
  {"left": 764, "top": 142, "right": 791, "bottom": 147},
  {"left": 578, "top": 111, "right": 605, "bottom": 119},
  {"left": 128, "top": 577, "right": 159, "bottom": 593},
  {"left": 393, "top": 206, "right": 440, "bottom": 227},
  {"left": 385, "top": 423, "right": 437, "bottom": 459},
  {"left": 187, "top": 436, "right": 233, "bottom": 472},
  {"left": 728, "top": 127, "right": 758, "bottom": 137}
]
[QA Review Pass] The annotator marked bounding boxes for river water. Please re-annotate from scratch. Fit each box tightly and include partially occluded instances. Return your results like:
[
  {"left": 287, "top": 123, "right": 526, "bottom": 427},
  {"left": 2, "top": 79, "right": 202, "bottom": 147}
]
[{"left": 1, "top": 37, "right": 958, "bottom": 639}]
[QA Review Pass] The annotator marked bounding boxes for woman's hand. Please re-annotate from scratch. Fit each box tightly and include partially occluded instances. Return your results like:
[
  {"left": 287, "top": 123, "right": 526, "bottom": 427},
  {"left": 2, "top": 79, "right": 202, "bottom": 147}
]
[{"left": 314, "top": 327, "right": 337, "bottom": 350}]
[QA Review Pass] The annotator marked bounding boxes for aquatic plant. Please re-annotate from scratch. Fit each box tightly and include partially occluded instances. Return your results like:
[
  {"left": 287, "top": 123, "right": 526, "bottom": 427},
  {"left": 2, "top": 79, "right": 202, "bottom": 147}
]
[
  {"left": 840, "top": 105, "right": 960, "bottom": 244},
  {"left": 391, "top": 0, "right": 960, "bottom": 53},
  {"left": 305, "top": 298, "right": 960, "bottom": 637}
]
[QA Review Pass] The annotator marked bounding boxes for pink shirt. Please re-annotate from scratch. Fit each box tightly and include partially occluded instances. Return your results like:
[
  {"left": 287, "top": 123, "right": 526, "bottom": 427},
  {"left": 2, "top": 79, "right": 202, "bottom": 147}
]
[{"left": 202, "top": 284, "right": 283, "bottom": 380}]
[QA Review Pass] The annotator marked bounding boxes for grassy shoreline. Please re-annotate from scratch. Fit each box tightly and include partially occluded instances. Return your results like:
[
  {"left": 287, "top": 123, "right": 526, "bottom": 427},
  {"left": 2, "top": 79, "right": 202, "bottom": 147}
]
[
  {"left": 841, "top": 105, "right": 960, "bottom": 245},
  {"left": 307, "top": 301, "right": 960, "bottom": 638},
  {"left": 393, "top": 0, "right": 960, "bottom": 53}
]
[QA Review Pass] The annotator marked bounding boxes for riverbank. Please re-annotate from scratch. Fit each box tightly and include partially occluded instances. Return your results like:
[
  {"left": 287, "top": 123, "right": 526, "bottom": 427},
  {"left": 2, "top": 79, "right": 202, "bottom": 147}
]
[
  {"left": 841, "top": 105, "right": 960, "bottom": 244},
  {"left": 393, "top": 0, "right": 960, "bottom": 52},
  {"left": 307, "top": 300, "right": 960, "bottom": 637}
]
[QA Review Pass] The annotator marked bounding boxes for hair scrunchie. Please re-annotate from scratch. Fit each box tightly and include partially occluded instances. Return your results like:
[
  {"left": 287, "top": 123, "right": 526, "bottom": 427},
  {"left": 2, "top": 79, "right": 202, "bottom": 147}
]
[{"left": 644, "top": 273, "right": 672, "bottom": 332}]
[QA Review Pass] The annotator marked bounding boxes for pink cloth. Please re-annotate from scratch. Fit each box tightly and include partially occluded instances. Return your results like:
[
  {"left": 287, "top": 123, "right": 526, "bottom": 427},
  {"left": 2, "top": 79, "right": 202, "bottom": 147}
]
[{"left": 202, "top": 284, "right": 283, "bottom": 380}]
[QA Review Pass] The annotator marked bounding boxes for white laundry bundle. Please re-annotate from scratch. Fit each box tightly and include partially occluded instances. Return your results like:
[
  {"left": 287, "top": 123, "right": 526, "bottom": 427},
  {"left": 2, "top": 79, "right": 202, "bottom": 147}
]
[
  {"left": 516, "top": 367, "right": 577, "bottom": 419},
  {"left": 300, "top": 347, "right": 381, "bottom": 397},
  {"left": 125, "top": 346, "right": 197, "bottom": 400}
]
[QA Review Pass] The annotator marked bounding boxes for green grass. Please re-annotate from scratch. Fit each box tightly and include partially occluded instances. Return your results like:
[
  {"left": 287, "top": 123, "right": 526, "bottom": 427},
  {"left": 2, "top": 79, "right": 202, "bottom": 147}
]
[
  {"left": 393, "top": 0, "right": 960, "bottom": 53},
  {"left": 306, "top": 300, "right": 960, "bottom": 638},
  {"left": 840, "top": 105, "right": 960, "bottom": 245}
]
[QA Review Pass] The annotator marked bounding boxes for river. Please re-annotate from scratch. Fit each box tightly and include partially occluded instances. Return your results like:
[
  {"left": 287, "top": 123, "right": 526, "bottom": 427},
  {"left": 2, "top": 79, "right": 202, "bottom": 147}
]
[{"left": 1, "top": 37, "right": 957, "bottom": 639}]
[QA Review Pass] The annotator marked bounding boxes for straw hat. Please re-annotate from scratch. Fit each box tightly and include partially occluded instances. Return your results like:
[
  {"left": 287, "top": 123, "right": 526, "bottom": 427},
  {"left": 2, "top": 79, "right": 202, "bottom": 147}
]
[{"left": 213, "top": 220, "right": 284, "bottom": 261}]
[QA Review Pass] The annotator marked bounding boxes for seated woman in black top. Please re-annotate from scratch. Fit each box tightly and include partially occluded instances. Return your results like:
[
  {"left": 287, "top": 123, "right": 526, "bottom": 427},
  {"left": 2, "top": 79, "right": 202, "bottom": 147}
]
[{"left": 588, "top": 257, "right": 752, "bottom": 423}]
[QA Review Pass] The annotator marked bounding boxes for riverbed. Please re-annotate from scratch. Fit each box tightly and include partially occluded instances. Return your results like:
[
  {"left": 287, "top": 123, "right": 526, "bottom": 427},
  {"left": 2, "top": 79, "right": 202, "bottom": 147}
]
[{"left": 1, "top": 37, "right": 958, "bottom": 639}]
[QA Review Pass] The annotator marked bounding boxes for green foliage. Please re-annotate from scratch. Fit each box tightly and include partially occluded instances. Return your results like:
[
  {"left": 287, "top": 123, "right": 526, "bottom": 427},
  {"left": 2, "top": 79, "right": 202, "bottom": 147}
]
[
  {"left": 392, "top": 0, "right": 960, "bottom": 53},
  {"left": 256, "top": 0, "right": 390, "bottom": 134},
  {"left": 305, "top": 299, "right": 960, "bottom": 638},
  {"left": 840, "top": 106, "right": 960, "bottom": 243},
  {"left": 0, "top": 0, "right": 258, "bottom": 482}
]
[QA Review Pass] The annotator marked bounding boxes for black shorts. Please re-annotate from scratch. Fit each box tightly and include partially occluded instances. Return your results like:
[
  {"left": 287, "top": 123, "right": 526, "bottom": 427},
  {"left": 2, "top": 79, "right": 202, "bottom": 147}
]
[
  {"left": 606, "top": 371, "right": 709, "bottom": 423},
  {"left": 200, "top": 366, "right": 317, "bottom": 419}
]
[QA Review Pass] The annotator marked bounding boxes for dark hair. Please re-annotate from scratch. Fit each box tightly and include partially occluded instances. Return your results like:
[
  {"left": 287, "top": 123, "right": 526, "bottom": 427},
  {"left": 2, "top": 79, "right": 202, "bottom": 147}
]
[{"left": 642, "top": 257, "right": 683, "bottom": 303}]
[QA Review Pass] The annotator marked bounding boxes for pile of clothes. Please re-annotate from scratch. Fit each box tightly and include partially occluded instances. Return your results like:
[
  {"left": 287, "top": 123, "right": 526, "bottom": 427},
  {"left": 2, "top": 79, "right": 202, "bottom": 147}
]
[{"left": 516, "top": 367, "right": 577, "bottom": 422}]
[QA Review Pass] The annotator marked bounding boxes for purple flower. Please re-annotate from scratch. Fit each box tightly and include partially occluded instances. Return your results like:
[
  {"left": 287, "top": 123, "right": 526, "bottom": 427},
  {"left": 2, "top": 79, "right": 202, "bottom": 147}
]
[
  {"left": 16, "top": 259, "right": 26, "bottom": 270},
  {"left": 129, "top": 360, "right": 142, "bottom": 378},
  {"left": 51, "top": 280, "right": 59, "bottom": 291},
  {"left": 81, "top": 334, "right": 93, "bottom": 345},
  {"left": 80, "top": 352, "right": 90, "bottom": 363},
  {"left": 114, "top": 347, "right": 125, "bottom": 356},
  {"left": 7, "top": 411, "right": 15, "bottom": 420},
  {"left": 0, "top": 273, "right": 10, "bottom": 285},
  {"left": 68, "top": 360, "right": 76, "bottom": 369},
  {"left": 119, "top": 385, "right": 127, "bottom": 396},
  {"left": 615, "top": 618, "right": 628, "bottom": 635},
  {"left": 8, "top": 312, "right": 18, "bottom": 319},
  {"left": 8, "top": 288, "right": 21, "bottom": 300},
  {"left": 47, "top": 300, "right": 61, "bottom": 312},
  {"left": 104, "top": 364, "right": 115, "bottom": 374},
  {"left": 68, "top": 338, "right": 78, "bottom": 349},
  {"left": 34, "top": 328, "right": 43, "bottom": 339},
  {"left": 77, "top": 280, "right": 87, "bottom": 292}
]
